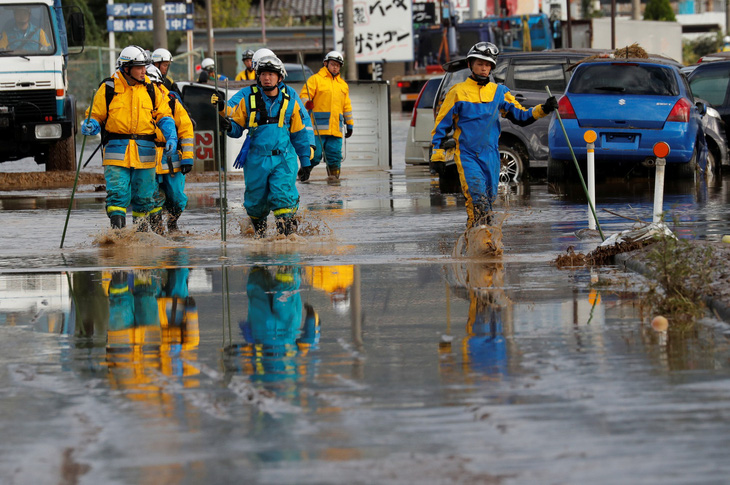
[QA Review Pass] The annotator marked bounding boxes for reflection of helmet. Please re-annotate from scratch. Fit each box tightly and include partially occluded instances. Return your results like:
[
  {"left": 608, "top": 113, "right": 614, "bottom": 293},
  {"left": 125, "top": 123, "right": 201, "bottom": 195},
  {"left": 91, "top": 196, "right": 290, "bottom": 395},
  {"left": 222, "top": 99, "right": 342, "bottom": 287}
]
[
  {"left": 201, "top": 57, "right": 215, "bottom": 71},
  {"left": 252, "top": 48, "right": 275, "bottom": 69},
  {"left": 151, "top": 48, "right": 172, "bottom": 63},
  {"left": 467, "top": 42, "right": 499, "bottom": 68},
  {"left": 724, "top": 36, "right": 730, "bottom": 44},
  {"left": 256, "top": 55, "right": 287, "bottom": 78},
  {"left": 242, "top": 49, "right": 255, "bottom": 61},
  {"left": 116, "top": 45, "right": 150, "bottom": 71},
  {"left": 145, "top": 64, "right": 163, "bottom": 83},
  {"left": 331, "top": 290, "right": 350, "bottom": 315},
  {"left": 324, "top": 50, "right": 344, "bottom": 65}
]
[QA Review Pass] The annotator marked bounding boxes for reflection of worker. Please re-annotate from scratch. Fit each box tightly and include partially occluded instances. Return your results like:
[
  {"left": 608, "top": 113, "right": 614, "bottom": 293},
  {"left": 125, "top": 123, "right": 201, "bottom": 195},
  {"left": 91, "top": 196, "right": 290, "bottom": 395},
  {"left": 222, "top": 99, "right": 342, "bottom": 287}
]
[
  {"left": 299, "top": 51, "right": 354, "bottom": 181},
  {"left": 147, "top": 65, "right": 195, "bottom": 233},
  {"left": 81, "top": 45, "right": 176, "bottom": 230},
  {"left": 215, "top": 53, "right": 313, "bottom": 237},
  {"left": 722, "top": 36, "right": 730, "bottom": 52},
  {"left": 235, "top": 49, "right": 256, "bottom": 81},
  {"left": 235, "top": 266, "right": 320, "bottom": 384},
  {"left": 0, "top": 6, "right": 51, "bottom": 51},
  {"left": 304, "top": 265, "right": 354, "bottom": 315},
  {"left": 431, "top": 42, "right": 556, "bottom": 228},
  {"left": 199, "top": 57, "right": 227, "bottom": 82}
]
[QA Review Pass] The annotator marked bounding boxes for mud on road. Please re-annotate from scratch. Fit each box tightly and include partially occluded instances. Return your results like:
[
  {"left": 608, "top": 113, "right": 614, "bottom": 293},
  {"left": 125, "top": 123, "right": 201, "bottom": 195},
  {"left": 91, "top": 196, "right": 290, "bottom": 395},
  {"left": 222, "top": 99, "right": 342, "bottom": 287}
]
[{"left": 0, "top": 171, "right": 243, "bottom": 191}]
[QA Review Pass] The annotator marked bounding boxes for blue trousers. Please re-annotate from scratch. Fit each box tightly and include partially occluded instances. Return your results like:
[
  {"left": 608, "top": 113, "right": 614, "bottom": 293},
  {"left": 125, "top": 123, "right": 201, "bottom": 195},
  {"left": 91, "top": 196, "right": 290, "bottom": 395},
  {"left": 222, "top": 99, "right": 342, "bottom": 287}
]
[
  {"left": 456, "top": 149, "right": 500, "bottom": 228},
  {"left": 311, "top": 135, "right": 343, "bottom": 169},
  {"left": 244, "top": 153, "right": 299, "bottom": 220},
  {"left": 104, "top": 165, "right": 156, "bottom": 218},
  {"left": 154, "top": 173, "right": 188, "bottom": 216}
]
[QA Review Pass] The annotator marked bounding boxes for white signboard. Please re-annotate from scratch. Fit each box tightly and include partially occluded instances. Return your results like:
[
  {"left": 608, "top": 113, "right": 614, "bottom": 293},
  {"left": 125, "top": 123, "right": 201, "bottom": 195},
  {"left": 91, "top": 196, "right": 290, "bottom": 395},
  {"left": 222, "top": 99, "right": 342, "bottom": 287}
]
[{"left": 333, "top": 0, "right": 414, "bottom": 63}]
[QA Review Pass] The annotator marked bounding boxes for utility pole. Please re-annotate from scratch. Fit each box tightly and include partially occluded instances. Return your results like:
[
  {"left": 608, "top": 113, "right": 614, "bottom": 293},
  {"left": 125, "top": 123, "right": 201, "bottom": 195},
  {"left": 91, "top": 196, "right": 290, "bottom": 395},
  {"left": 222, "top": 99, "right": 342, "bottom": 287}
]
[
  {"left": 343, "top": 0, "right": 356, "bottom": 81},
  {"left": 469, "top": 0, "right": 478, "bottom": 20},
  {"left": 152, "top": 0, "right": 167, "bottom": 49},
  {"left": 726, "top": 0, "right": 730, "bottom": 36},
  {"left": 205, "top": 0, "right": 214, "bottom": 57},
  {"left": 632, "top": 0, "right": 641, "bottom": 20},
  {"left": 611, "top": 0, "right": 616, "bottom": 50},
  {"left": 260, "top": 0, "right": 267, "bottom": 44}
]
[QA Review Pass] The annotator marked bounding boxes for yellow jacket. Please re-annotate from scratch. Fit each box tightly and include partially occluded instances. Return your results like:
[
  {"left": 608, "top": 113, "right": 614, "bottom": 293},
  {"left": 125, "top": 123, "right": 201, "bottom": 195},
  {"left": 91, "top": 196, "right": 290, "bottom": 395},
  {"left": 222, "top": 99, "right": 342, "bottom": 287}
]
[
  {"left": 300, "top": 67, "right": 353, "bottom": 137},
  {"left": 304, "top": 265, "right": 354, "bottom": 293},
  {"left": 86, "top": 71, "right": 173, "bottom": 169},
  {"left": 235, "top": 69, "right": 256, "bottom": 81},
  {"left": 153, "top": 84, "right": 195, "bottom": 174}
]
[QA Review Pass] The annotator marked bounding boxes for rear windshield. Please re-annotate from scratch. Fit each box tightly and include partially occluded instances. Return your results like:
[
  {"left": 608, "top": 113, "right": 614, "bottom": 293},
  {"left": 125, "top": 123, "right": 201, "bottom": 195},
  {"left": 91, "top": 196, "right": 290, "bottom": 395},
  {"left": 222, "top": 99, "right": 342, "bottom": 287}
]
[
  {"left": 569, "top": 63, "right": 678, "bottom": 96},
  {"left": 417, "top": 77, "right": 442, "bottom": 109}
]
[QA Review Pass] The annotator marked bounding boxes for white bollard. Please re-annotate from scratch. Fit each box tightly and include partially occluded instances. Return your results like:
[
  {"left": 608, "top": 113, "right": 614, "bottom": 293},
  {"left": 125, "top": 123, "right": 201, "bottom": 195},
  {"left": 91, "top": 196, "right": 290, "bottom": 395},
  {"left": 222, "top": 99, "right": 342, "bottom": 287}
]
[
  {"left": 652, "top": 142, "right": 670, "bottom": 223},
  {"left": 584, "top": 130, "right": 597, "bottom": 230}
]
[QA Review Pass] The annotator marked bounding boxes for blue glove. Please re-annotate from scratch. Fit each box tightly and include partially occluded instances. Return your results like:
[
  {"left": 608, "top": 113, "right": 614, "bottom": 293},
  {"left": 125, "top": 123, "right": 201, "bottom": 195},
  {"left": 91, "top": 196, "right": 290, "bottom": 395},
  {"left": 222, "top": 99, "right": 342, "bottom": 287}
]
[
  {"left": 81, "top": 118, "right": 100, "bottom": 136},
  {"left": 157, "top": 117, "right": 178, "bottom": 157}
]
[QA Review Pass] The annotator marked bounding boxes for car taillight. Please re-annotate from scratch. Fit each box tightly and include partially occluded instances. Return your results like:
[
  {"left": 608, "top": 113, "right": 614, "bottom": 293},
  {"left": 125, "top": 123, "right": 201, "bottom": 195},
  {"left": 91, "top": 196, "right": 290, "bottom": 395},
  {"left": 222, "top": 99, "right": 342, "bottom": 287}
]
[
  {"left": 410, "top": 83, "right": 428, "bottom": 127},
  {"left": 557, "top": 96, "right": 576, "bottom": 119},
  {"left": 666, "top": 98, "right": 690, "bottom": 122},
  {"left": 398, "top": 81, "right": 410, "bottom": 88}
]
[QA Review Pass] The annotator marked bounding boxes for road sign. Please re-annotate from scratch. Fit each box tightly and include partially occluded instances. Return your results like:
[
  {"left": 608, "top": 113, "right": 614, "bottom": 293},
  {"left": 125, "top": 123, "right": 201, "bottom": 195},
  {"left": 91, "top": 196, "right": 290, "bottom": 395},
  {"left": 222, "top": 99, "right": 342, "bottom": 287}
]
[
  {"left": 106, "top": 3, "right": 192, "bottom": 17},
  {"left": 107, "top": 18, "right": 194, "bottom": 32}
]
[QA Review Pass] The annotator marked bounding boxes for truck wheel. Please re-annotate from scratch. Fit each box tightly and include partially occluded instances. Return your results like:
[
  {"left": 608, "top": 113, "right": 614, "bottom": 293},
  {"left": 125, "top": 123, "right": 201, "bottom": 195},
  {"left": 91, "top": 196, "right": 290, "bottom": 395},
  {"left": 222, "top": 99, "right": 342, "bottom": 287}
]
[
  {"left": 499, "top": 144, "right": 525, "bottom": 183},
  {"left": 47, "top": 134, "right": 76, "bottom": 171}
]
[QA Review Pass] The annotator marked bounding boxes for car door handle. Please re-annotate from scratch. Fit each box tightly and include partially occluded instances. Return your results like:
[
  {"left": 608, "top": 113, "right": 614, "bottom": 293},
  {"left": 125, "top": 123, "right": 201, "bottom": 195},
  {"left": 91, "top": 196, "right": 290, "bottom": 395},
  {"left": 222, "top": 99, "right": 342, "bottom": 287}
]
[{"left": 514, "top": 94, "right": 525, "bottom": 100}]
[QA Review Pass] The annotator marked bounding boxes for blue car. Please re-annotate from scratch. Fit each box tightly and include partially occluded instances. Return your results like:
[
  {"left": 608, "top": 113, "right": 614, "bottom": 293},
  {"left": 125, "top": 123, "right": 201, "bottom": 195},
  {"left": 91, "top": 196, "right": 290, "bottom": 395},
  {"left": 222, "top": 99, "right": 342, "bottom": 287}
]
[{"left": 548, "top": 59, "right": 707, "bottom": 181}]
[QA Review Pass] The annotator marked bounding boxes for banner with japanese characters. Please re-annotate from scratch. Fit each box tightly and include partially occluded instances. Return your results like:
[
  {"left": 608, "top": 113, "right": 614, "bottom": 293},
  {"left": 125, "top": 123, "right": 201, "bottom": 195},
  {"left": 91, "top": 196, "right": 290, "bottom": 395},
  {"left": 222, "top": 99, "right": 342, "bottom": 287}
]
[{"left": 333, "top": 0, "right": 414, "bottom": 63}]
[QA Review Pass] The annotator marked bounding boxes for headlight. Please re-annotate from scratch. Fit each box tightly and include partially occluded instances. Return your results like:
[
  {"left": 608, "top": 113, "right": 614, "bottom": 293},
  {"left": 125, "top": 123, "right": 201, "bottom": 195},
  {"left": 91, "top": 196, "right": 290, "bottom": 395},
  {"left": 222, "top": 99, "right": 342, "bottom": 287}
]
[{"left": 35, "top": 123, "right": 62, "bottom": 139}]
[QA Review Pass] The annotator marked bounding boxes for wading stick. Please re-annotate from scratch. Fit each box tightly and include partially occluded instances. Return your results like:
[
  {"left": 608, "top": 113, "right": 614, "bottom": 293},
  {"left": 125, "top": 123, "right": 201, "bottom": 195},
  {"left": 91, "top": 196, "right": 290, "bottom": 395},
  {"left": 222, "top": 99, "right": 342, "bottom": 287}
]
[
  {"left": 61, "top": 89, "right": 97, "bottom": 249},
  {"left": 546, "top": 86, "right": 605, "bottom": 241},
  {"left": 298, "top": 52, "right": 329, "bottom": 168},
  {"left": 224, "top": 78, "right": 229, "bottom": 234},
  {"left": 213, "top": 52, "right": 226, "bottom": 242}
]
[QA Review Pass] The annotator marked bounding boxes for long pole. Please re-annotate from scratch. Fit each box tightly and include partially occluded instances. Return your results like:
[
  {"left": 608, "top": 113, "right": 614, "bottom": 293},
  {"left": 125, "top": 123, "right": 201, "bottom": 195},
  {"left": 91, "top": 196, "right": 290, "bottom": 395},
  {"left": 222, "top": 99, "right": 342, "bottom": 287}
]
[
  {"left": 61, "top": 89, "right": 97, "bottom": 249},
  {"left": 546, "top": 86, "right": 604, "bottom": 241},
  {"left": 298, "top": 51, "right": 328, "bottom": 167},
  {"left": 213, "top": 52, "right": 226, "bottom": 242}
]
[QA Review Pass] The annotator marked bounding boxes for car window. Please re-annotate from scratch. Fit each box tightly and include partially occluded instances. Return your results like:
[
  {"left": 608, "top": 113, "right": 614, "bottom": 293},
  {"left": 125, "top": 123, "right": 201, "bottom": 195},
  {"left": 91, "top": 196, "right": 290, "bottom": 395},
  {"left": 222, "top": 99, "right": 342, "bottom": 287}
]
[
  {"left": 569, "top": 63, "right": 678, "bottom": 96},
  {"left": 417, "top": 78, "right": 442, "bottom": 109},
  {"left": 689, "top": 71, "right": 730, "bottom": 107},
  {"left": 285, "top": 67, "right": 313, "bottom": 82},
  {"left": 492, "top": 61, "right": 508, "bottom": 83},
  {"left": 512, "top": 60, "right": 566, "bottom": 92}
]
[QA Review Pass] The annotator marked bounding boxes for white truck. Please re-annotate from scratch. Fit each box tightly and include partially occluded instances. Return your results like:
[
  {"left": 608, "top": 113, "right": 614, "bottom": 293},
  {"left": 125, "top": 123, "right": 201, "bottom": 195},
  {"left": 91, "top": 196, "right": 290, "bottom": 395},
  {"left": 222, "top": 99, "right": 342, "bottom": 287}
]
[{"left": 0, "top": 0, "right": 84, "bottom": 170}]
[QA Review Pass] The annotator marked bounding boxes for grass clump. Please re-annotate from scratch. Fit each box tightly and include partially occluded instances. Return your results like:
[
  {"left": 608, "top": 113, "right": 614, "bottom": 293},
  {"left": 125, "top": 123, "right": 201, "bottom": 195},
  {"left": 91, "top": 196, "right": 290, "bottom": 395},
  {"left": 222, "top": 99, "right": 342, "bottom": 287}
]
[{"left": 644, "top": 235, "right": 714, "bottom": 330}]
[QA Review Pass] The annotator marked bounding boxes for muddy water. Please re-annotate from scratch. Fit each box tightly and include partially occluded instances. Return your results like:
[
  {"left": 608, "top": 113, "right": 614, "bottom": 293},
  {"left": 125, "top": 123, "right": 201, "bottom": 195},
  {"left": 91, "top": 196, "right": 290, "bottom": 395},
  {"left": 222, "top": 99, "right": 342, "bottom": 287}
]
[{"left": 3, "top": 114, "right": 730, "bottom": 483}]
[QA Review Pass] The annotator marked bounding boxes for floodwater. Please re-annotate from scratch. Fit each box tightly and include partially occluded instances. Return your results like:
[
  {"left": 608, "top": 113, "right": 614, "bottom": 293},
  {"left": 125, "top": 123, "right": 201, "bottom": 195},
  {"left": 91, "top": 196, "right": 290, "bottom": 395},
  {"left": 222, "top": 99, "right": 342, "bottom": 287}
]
[{"left": 3, "top": 113, "right": 730, "bottom": 484}]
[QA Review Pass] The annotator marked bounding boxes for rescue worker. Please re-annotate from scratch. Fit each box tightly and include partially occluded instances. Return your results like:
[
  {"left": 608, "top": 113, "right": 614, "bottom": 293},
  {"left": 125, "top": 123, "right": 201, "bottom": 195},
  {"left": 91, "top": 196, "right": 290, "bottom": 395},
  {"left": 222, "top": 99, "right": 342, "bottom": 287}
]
[
  {"left": 81, "top": 45, "right": 177, "bottom": 230},
  {"left": 200, "top": 57, "right": 227, "bottom": 82},
  {"left": 299, "top": 50, "right": 354, "bottom": 181},
  {"left": 0, "top": 6, "right": 50, "bottom": 51},
  {"left": 722, "top": 36, "right": 730, "bottom": 52},
  {"left": 214, "top": 53, "right": 313, "bottom": 237},
  {"left": 235, "top": 49, "right": 256, "bottom": 81},
  {"left": 431, "top": 42, "right": 557, "bottom": 228},
  {"left": 151, "top": 47, "right": 181, "bottom": 98},
  {"left": 304, "top": 265, "right": 353, "bottom": 315},
  {"left": 146, "top": 65, "right": 195, "bottom": 233}
]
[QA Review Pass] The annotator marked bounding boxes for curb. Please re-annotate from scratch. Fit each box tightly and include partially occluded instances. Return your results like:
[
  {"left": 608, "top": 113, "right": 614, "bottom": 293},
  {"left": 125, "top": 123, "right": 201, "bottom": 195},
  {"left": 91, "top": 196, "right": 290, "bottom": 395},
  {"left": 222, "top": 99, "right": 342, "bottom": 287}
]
[{"left": 615, "top": 250, "right": 730, "bottom": 325}]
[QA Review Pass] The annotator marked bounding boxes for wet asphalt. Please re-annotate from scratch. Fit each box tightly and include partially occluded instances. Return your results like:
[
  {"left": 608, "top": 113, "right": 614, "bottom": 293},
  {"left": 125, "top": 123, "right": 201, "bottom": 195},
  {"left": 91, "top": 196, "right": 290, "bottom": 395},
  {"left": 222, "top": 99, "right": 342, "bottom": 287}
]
[{"left": 2, "top": 113, "right": 730, "bottom": 484}]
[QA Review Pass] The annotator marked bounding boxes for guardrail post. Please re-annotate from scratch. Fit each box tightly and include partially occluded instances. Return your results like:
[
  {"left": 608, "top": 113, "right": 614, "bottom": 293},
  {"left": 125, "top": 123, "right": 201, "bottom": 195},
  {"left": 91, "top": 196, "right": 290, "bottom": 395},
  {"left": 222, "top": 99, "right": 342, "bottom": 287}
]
[
  {"left": 584, "top": 130, "right": 597, "bottom": 230},
  {"left": 652, "top": 142, "right": 670, "bottom": 223}
]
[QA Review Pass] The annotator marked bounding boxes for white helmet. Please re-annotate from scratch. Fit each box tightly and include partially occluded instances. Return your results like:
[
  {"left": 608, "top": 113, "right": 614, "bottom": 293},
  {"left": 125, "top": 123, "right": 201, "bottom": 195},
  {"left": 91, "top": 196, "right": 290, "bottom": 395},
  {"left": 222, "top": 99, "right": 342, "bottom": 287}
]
[
  {"left": 116, "top": 45, "right": 150, "bottom": 71},
  {"left": 151, "top": 48, "right": 172, "bottom": 63},
  {"left": 724, "top": 36, "right": 730, "bottom": 44},
  {"left": 467, "top": 42, "right": 499, "bottom": 68},
  {"left": 324, "top": 50, "right": 344, "bottom": 65},
  {"left": 145, "top": 64, "right": 163, "bottom": 83},
  {"left": 252, "top": 48, "right": 275, "bottom": 69},
  {"left": 201, "top": 57, "right": 215, "bottom": 71},
  {"left": 255, "top": 55, "right": 287, "bottom": 78}
]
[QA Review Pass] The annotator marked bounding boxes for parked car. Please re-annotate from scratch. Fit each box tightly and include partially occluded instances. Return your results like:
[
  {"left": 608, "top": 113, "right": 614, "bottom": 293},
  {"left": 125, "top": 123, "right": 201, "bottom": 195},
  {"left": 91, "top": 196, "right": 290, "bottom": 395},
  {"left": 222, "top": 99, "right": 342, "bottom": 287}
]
[
  {"left": 548, "top": 58, "right": 711, "bottom": 181},
  {"left": 687, "top": 60, "right": 730, "bottom": 140},
  {"left": 405, "top": 76, "right": 442, "bottom": 166},
  {"left": 283, "top": 63, "right": 314, "bottom": 82},
  {"left": 430, "top": 49, "right": 602, "bottom": 187}
]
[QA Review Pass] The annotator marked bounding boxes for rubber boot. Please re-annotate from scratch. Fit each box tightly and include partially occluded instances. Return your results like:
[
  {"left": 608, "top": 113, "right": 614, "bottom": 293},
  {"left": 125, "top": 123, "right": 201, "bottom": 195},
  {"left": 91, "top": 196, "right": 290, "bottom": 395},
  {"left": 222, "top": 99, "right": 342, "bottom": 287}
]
[
  {"left": 276, "top": 217, "right": 297, "bottom": 236},
  {"left": 167, "top": 213, "right": 180, "bottom": 233},
  {"left": 326, "top": 165, "right": 340, "bottom": 180},
  {"left": 110, "top": 214, "right": 126, "bottom": 230},
  {"left": 473, "top": 207, "right": 492, "bottom": 227},
  {"left": 149, "top": 212, "right": 164, "bottom": 235},
  {"left": 133, "top": 216, "right": 149, "bottom": 232},
  {"left": 251, "top": 217, "right": 267, "bottom": 238}
]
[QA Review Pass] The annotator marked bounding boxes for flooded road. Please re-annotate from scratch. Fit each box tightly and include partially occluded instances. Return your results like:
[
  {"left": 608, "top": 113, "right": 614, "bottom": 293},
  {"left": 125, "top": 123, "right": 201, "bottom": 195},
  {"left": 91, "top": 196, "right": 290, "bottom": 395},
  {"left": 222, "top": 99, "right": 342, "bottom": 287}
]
[{"left": 3, "top": 113, "right": 730, "bottom": 484}]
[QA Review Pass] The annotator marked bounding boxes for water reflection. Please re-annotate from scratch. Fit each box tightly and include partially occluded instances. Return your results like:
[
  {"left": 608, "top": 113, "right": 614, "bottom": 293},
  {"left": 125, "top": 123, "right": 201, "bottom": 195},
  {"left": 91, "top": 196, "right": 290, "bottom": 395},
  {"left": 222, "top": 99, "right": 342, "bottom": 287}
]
[
  {"left": 441, "top": 262, "right": 512, "bottom": 379},
  {"left": 223, "top": 266, "right": 321, "bottom": 400},
  {"left": 105, "top": 268, "right": 200, "bottom": 408}
]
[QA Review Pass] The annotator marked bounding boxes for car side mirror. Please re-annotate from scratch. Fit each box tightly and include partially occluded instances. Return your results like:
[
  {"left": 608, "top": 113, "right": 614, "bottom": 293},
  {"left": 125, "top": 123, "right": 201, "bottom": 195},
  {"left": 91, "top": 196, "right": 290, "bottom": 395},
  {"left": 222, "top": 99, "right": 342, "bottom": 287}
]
[{"left": 696, "top": 101, "right": 707, "bottom": 116}]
